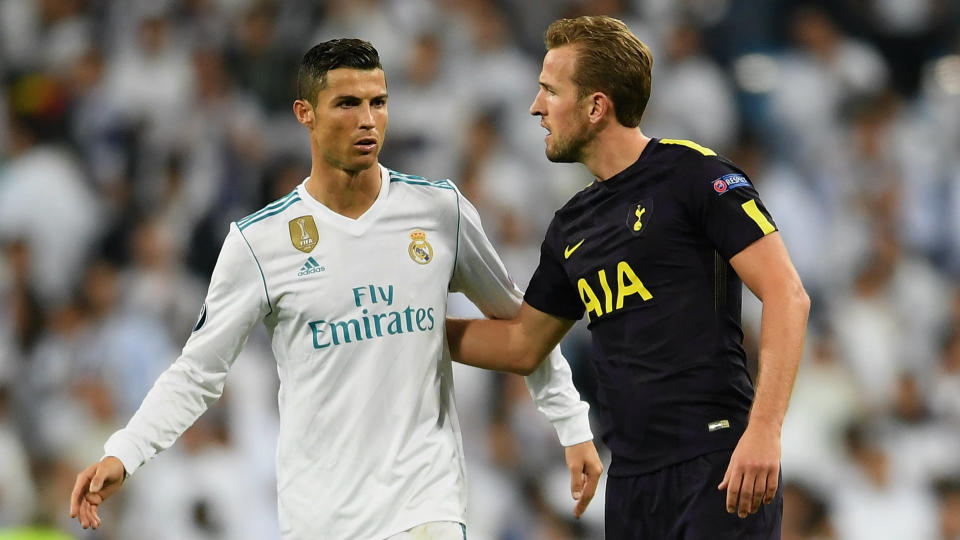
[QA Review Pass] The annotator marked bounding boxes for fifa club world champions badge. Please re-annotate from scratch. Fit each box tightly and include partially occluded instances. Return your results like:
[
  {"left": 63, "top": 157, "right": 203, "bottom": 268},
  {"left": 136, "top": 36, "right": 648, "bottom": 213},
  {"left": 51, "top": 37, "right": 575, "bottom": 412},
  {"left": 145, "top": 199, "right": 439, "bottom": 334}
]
[
  {"left": 289, "top": 216, "right": 319, "bottom": 253},
  {"left": 408, "top": 229, "right": 433, "bottom": 264}
]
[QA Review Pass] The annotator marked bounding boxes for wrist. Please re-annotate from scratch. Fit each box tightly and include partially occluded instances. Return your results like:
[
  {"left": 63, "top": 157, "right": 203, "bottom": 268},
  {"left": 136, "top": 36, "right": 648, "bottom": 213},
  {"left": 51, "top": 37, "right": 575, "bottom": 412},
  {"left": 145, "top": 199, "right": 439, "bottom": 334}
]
[{"left": 745, "top": 415, "right": 782, "bottom": 435}]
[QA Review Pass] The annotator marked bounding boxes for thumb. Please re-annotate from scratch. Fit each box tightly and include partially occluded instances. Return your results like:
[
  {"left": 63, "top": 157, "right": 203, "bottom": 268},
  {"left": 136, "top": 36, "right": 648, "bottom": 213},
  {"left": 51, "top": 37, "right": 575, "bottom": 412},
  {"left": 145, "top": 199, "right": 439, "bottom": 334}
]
[{"left": 89, "top": 467, "right": 107, "bottom": 493}]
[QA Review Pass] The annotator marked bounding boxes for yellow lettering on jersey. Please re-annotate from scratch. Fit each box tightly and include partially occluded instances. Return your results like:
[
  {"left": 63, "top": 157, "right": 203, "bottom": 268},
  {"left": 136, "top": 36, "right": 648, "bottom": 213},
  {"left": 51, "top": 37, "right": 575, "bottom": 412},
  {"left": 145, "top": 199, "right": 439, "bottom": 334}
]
[
  {"left": 578, "top": 279, "right": 603, "bottom": 320},
  {"left": 659, "top": 138, "right": 717, "bottom": 156},
  {"left": 616, "top": 261, "right": 653, "bottom": 308},
  {"left": 741, "top": 199, "right": 776, "bottom": 235},
  {"left": 578, "top": 260, "right": 654, "bottom": 320},
  {"left": 598, "top": 269, "right": 613, "bottom": 314}
]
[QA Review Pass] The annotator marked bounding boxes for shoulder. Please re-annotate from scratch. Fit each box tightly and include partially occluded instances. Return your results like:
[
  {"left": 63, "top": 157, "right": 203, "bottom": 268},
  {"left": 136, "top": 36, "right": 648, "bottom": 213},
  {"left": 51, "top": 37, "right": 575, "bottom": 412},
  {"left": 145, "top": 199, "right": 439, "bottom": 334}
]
[
  {"left": 655, "top": 138, "right": 728, "bottom": 174},
  {"left": 653, "top": 138, "right": 750, "bottom": 194},
  {"left": 233, "top": 189, "right": 310, "bottom": 255},
  {"left": 550, "top": 176, "right": 601, "bottom": 228},
  {"left": 385, "top": 168, "right": 461, "bottom": 213},
  {"left": 236, "top": 189, "right": 303, "bottom": 233},
  {"left": 386, "top": 168, "right": 457, "bottom": 192}
]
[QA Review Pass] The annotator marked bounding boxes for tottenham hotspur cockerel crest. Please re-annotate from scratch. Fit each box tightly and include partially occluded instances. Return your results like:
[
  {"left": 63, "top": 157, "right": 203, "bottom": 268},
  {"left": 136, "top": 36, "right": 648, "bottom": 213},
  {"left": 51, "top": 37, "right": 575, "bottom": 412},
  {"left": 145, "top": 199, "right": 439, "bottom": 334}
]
[{"left": 408, "top": 229, "right": 433, "bottom": 264}]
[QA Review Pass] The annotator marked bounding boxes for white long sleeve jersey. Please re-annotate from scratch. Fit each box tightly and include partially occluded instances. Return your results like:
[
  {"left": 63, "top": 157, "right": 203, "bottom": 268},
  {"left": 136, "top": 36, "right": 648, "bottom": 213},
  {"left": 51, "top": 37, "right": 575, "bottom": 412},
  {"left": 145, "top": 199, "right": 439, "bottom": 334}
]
[{"left": 104, "top": 165, "right": 591, "bottom": 540}]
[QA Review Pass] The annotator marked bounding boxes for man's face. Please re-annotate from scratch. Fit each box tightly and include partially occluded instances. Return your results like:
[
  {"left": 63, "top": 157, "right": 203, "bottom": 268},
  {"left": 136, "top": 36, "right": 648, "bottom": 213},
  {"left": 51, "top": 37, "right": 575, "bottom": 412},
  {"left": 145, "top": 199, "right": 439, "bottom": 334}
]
[
  {"left": 529, "top": 45, "right": 595, "bottom": 163},
  {"left": 305, "top": 67, "right": 388, "bottom": 174}
]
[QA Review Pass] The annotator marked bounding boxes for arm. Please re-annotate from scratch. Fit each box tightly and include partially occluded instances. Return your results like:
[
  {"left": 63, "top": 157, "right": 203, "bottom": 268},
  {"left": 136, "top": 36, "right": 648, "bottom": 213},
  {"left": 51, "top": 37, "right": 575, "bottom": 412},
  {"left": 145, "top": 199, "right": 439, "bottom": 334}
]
[
  {"left": 447, "top": 302, "right": 573, "bottom": 376},
  {"left": 447, "top": 306, "right": 604, "bottom": 519},
  {"left": 70, "top": 224, "right": 270, "bottom": 529},
  {"left": 447, "top": 190, "right": 601, "bottom": 516},
  {"left": 718, "top": 232, "right": 810, "bottom": 517}
]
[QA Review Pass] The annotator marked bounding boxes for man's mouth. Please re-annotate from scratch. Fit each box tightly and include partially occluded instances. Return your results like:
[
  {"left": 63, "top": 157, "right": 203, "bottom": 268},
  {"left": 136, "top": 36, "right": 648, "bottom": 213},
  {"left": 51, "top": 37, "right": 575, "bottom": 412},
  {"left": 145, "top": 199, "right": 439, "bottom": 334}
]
[{"left": 355, "top": 137, "right": 377, "bottom": 152}]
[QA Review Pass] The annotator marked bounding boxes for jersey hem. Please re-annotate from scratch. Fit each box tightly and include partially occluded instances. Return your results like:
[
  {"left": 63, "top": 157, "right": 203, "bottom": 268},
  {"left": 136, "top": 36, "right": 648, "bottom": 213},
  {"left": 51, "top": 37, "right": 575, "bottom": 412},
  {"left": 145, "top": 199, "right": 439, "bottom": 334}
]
[
  {"left": 607, "top": 439, "right": 741, "bottom": 477},
  {"left": 375, "top": 514, "right": 467, "bottom": 540}
]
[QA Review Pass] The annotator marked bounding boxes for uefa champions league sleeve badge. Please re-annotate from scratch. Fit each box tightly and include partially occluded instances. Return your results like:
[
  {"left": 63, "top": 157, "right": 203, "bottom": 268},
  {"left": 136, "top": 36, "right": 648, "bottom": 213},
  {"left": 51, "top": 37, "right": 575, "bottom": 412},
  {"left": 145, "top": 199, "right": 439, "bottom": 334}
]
[{"left": 408, "top": 229, "right": 433, "bottom": 264}]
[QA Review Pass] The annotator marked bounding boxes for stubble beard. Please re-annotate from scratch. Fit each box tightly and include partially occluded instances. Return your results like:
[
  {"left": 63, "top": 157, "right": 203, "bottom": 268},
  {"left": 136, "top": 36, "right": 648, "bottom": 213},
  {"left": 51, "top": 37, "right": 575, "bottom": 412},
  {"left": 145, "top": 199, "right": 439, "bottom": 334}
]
[{"left": 545, "top": 121, "right": 595, "bottom": 164}]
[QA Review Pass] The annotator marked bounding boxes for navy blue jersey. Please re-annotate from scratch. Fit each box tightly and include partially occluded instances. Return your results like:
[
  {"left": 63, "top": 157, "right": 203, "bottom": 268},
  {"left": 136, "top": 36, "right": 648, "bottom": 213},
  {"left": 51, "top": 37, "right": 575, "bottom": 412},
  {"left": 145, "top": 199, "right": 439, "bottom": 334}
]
[{"left": 524, "top": 138, "right": 778, "bottom": 476}]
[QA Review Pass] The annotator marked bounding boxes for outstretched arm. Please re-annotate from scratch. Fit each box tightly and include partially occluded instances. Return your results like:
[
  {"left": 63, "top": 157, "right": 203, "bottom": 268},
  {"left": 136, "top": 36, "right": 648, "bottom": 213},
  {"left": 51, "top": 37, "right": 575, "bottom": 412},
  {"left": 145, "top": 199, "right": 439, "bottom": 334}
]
[
  {"left": 447, "top": 189, "right": 601, "bottom": 517},
  {"left": 68, "top": 225, "right": 269, "bottom": 530},
  {"left": 718, "top": 232, "right": 809, "bottom": 518},
  {"left": 447, "top": 302, "right": 574, "bottom": 375}
]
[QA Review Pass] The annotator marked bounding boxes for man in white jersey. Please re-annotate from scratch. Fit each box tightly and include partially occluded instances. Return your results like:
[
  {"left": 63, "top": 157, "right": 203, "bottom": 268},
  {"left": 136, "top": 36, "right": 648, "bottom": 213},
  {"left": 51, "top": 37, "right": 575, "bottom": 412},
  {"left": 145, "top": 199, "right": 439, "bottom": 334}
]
[{"left": 69, "top": 39, "right": 602, "bottom": 539}]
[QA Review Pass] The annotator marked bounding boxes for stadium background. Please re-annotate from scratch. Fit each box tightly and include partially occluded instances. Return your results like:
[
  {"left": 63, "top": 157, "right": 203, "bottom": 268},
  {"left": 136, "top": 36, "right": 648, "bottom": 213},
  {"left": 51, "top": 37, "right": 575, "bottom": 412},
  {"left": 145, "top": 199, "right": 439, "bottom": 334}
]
[{"left": 1, "top": 0, "right": 959, "bottom": 538}]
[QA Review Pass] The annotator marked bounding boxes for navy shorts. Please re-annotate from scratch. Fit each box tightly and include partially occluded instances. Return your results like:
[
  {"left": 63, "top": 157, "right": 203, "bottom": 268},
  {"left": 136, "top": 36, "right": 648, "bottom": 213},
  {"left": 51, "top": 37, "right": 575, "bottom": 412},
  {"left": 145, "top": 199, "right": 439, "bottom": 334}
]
[{"left": 605, "top": 449, "right": 782, "bottom": 540}]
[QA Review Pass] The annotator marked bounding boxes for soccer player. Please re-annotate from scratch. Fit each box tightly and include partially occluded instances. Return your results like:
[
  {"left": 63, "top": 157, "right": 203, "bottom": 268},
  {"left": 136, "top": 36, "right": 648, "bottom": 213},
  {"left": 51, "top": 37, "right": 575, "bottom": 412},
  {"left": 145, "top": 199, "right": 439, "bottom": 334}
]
[
  {"left": 69, "top": 39, "right": 602, "bottom": 539},
  {"left": 447, "top": 16, "right": 810, "bottom": 539}
]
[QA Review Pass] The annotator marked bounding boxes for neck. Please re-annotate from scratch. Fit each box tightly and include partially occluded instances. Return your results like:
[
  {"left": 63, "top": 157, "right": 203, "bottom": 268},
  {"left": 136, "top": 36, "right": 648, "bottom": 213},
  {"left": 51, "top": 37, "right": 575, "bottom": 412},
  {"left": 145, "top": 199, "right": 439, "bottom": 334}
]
[
  {"left": 304, "top": 158, "right": 382, "bottom": 219},
  {"left": 582, "top": 126, "right": 651, "bottom": 181}
]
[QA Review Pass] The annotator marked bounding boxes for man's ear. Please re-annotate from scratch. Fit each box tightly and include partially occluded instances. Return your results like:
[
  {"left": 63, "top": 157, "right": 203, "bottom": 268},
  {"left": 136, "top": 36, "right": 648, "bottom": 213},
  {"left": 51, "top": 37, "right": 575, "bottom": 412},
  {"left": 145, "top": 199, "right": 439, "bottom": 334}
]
[
  {"left": 586, "top": 92, "right": 612, "bottom": 125},
  {"left": 293, "top": 99, "right": 314, "bottom": 127}
]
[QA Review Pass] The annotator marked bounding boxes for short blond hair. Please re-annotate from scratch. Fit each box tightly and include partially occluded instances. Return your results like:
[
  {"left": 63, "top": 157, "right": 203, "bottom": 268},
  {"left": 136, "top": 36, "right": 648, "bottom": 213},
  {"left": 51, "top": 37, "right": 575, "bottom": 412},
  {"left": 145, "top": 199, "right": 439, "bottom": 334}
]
[{"left": 545, "top": 16, "right": 653, "bottom": 127}]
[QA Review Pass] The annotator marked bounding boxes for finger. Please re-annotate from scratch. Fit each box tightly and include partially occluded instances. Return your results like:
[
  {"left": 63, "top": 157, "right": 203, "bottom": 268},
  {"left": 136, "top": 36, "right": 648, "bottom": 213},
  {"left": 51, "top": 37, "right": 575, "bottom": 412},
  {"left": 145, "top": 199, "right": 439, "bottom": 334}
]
[
  {"left": 82, "top": 500, "right": 100, "bottom": 530},
  {"left": 718, "top": 462, "right": 731, "bottom": 491},
  {"left": 91, "top": 502, "right": 102, "bottom": 529},
  {"left": 763, "top": 467, "right": 779, "bottom": 505},
  {"left": 70, "top": 467, "right": 95, "bottom": 517},
  {"left": 738, "top": 470, "right": 757, "bottom": 518},
  {"left": 78, "top": 500, "right": 91, "bottom": 528},
  {"left": 570, "top": 466, "right": 584, "bottom": 500},
  {"left": 85, "top": 492, "right": 104, "bottom": 505},
  {"left": 751, "top": 472, "right": 766, "bottom": 514},
  {"left": 574, "top": 465, "right": 601, "bottom": 518},
  {"left": 724, "top": 466, "right": 742, "bottom": 513}
]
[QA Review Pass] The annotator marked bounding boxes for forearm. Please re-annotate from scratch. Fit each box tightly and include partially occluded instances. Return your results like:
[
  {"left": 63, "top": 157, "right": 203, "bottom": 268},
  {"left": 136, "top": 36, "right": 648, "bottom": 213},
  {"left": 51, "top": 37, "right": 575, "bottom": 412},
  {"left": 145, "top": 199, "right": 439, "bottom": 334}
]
[
  {"left": 105, "top": 355, "right": 229, "bottom": 475},
  {"left": 446, "top": 317, "right": 537, "bottom": 374},
  {"left": 524, "top": 346, "right": 592, "bottom": 445},
  {"left": 748, "top": 285, "right": 810, "bottom": 431}
]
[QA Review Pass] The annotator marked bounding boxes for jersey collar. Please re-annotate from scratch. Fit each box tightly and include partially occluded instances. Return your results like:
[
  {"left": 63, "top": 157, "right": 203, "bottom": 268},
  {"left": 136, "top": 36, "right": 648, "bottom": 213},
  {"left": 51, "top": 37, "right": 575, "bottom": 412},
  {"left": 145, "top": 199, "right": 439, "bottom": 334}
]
[
  {"left": 296, "top": 164, "right": 390, "bottom": 236},
  {"left": 595, "top": 137, "right": 660, "bottom": 189}
]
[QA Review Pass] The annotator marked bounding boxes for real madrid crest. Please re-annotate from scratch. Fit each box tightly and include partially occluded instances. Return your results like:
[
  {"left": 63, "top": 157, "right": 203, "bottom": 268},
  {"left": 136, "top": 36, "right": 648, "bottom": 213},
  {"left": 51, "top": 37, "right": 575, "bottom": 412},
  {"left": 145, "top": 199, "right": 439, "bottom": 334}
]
[
  {"left": 408, "top": 229, "right": 433, "bottom": 264},
  {"left": 289, "top": 215, "right": 319, "bottom": 253}
]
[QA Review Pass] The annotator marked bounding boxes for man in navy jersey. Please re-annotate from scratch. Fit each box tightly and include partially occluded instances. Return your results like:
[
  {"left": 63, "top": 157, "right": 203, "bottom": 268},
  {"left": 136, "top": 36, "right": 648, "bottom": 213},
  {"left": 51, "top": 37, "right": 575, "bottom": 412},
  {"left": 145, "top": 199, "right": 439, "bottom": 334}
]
[{"left": 447, "top": 15, "right": 809, "bottom": 539}]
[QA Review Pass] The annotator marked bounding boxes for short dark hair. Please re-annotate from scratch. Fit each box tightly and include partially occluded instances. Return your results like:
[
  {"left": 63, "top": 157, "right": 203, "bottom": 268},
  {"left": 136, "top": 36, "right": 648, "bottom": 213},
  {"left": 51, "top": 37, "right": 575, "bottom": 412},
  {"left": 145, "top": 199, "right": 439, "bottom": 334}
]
[
  {"left": 297, "top": 39, "right": 382, "bottom": 106},
  {"left": 545, "top": 16, "right": 653, "bottom": 128}
]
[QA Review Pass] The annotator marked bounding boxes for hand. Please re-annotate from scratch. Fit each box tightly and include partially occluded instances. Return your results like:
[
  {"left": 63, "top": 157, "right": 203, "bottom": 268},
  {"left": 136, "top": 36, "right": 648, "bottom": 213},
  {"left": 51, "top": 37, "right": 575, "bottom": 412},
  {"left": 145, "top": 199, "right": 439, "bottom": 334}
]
[
  {"left": 564, "top": 440, "right": 603, "bottom": 518},
  {"left": 69, "top": 456, "right": 126, "bottom": 529},
  {"left": 717, "top": 424, "right": 780, "bottom": 518}
]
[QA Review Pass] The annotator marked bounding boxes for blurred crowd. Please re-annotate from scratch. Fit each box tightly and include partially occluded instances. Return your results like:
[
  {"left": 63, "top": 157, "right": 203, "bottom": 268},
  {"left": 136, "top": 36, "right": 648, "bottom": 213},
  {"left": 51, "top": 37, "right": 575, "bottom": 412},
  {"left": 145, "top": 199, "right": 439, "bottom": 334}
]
[{"left": 0, "top": 0, "right": 959, "bottom": 539}]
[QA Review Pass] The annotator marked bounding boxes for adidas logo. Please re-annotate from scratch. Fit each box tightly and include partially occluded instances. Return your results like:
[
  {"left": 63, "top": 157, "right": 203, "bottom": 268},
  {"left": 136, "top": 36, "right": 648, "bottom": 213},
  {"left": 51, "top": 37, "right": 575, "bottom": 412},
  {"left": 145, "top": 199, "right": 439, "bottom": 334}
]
[{"left": 297, "top": 256, "right": 325, "bottom": 276}]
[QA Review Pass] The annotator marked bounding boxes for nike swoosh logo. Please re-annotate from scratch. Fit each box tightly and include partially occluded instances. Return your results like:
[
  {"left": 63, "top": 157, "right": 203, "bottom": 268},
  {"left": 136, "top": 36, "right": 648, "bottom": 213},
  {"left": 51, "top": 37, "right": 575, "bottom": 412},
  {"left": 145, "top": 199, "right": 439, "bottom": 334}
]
[{"left": 564, "top": 239, "right": 585, "bottom": 259}]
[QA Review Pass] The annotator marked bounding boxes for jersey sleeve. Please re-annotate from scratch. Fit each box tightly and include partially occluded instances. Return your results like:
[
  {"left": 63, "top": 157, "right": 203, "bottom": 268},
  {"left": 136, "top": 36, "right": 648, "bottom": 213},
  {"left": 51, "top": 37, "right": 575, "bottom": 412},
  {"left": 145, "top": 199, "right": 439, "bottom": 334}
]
[
  {"left": 103, "top": 223, "right": 270, "bottom": 475},
  {"left": 449, "top": 191, "right": 592, "bottom": 446},
  {"left": 684, "top": 157, "right": 778, "bottom": 260},
  {"left": 523, "top": 218, "right": 585, "bottom": 321}
]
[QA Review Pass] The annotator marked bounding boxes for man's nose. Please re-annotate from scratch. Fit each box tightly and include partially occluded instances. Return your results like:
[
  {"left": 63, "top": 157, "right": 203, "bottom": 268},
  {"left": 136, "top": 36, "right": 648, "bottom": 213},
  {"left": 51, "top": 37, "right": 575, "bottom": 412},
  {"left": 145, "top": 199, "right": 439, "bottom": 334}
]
[{"left": 359, "top": 103, "right": 375, "bottom": 127}]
